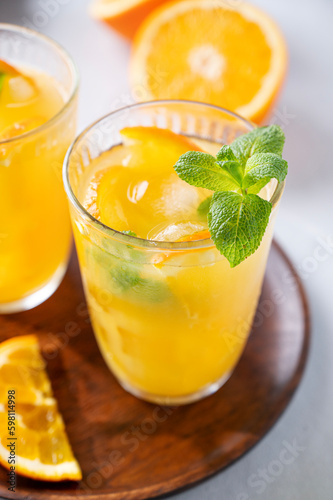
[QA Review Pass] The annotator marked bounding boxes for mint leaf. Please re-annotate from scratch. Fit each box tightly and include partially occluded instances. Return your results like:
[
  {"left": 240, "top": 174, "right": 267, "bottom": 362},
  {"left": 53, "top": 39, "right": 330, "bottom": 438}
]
[
  {"left": 122, "top": 230, "right": 137, "bottom": 237},
  {"left": 174, "top": 151, "right": 240, "bottom": 192},
  {"left": 216, "top": 145, "right": 244, "bottom": 186},
  {"left": 110, "top": 264, "right": 169, "bottom": 303},
  {"left": 197, "top": 196, "right": 212, "bottom": 218},
  {"left": 174, "top": 126, "right": 286, "bottom": 196},
  {"left": 0, "top": 72, "right": 5, "bottom": 94},
  {"left": 243, "top": 153, "right": 288, "bottom": 193},
  {"left": 87, "top": 245, "right": 170, "bottom": 303},
  {"left": 246, "top": 178, "right": 273, "bottom": 195},
  {"left": 231, "top": 125, "right": 285, "bottom": 166},
  {"left": 111, "top": 264, "right": 141, "bottom": 292},
  {"left": 208, "top": 192, "right": 272, "bottom": 267},
  {"left": 173, "top": 125, "right": 287, "bottom": 267}
]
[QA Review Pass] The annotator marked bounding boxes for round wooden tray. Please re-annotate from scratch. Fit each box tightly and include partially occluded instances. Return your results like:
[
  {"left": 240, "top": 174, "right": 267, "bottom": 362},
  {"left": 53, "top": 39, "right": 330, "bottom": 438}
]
[{"left": 0, "top": 241, "right": 310, "bottom": 500}]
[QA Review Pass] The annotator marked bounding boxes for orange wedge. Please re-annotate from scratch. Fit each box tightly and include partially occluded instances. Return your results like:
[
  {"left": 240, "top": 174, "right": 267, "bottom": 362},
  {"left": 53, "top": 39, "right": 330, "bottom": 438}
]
[
  {"left": 0, "top": 58, "right": 38, "bottom": 121},
  {"left": 0, "top": 117, "right": 45, "bottom": 142},
  {"left": 0, "top": 59, "right": 20, "bottom": 77},
  {"left": 83, "top": 126, "right": 202, "bottom": 232},
  {"left": 0, "top": 118, "right": 45, "bottom": 161},
  {"left": 177, "top": 229, "right": 210, "bottom": 242},
  {"left": 0, "top": 58, "right": 37, "bottom": 89},
  {"left": 0, "top": 335, "right": 82, "bottom": 482},
  {"left": 152, "top": 229, "right": 211, "bottom": 266},
  {"left": 120, "top": 125, "right": 201, "bottom": 154},
  {"left": 130, "top": 0, "right": 287, "bottom": 123},
  {"left": 89, "top": 0, "right": 169, "bottom": 39}
]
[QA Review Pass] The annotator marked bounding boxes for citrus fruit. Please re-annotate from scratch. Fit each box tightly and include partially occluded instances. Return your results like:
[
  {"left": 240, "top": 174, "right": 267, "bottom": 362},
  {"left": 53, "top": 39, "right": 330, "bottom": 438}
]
[
  {"left": 90, "top": 0, "right": 169, "bottom": 39},
  {"left": 0, "top": 335, "right": 82, "bottom": 482},
  {"left": 0, "top": 59, "right": 38, "bottom": 92},
  {"left": 0, "top": 117, "right": 45, "bottom": 141},
  {"left": 130, "top": 0, "right": 287, "bottom": 123},
  {"left": 0, "top": 59, "right": 20, "bottom": 77},
  {"left": 82, "top": 125, "right": 204, "bottom": 237}
]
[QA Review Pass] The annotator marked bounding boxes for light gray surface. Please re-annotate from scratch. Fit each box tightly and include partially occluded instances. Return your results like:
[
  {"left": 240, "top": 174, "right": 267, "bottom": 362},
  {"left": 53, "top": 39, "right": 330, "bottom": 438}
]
[{"left": 1, "top": 1, "right": 332, "bottom": 498}]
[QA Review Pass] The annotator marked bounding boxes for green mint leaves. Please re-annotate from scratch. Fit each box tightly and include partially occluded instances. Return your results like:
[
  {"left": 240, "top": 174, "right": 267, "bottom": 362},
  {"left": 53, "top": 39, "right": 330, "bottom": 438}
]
[
  {"left": 197, "top": 196, "right": 212, "bottom": 218},
  {"left": 174, "top": 125, "right": 288, "bottom": 267},
  {"left": 122, "top": 230, "right": 137, "bottom": 237},
  {"left": 175, "top": 150, "right": 240, "bottom": 192},
  {"left": 110, "top": 264, "right": 169, "bottom": 303},
  {"left": 208, "top": 192, "right": 272, "bottom": 267}
]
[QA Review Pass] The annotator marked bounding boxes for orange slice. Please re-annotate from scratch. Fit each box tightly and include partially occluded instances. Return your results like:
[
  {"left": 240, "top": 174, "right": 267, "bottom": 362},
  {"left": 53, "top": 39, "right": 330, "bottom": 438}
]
[
  {"left": 177, "top": 229, "right": 210, "bottom": 242},
  {"left": 130, "top": 0, "right": 287, "bottom": 123},
  {"left": 152, "top": 229, "right": 211, "bottom": 266},
  {"left": 83, "top": 126, "right": 203, "bottom": 234},
  {"left": 120, "top": 125, "right": 201, "bottom": 158},
  {"left": 89, "top": 0, "right": 169, "bottom": 39},
  {"left": 0, "top": 59, "right": 20, "bottom": 77},
  {"left": 0, "top": 117, "right": 45, "bottom": 142},
  {"left": 0, "top": 59, "right": 37, "bottom": 90},
  {"left": 0, "top": 118, "right": 45, "bottom": 160},
  {"left": 0, "top": 335, "right": 82, "bottom": 482}
]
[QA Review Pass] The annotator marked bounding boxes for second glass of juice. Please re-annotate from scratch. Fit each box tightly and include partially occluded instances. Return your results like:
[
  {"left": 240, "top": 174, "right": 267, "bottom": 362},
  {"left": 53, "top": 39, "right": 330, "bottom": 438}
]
[
  {"left": 0, "top": 24, "right": 78, "bottom": 312},
  {"left": 64, "top": 101, "right": 284, "bottom": 405}
]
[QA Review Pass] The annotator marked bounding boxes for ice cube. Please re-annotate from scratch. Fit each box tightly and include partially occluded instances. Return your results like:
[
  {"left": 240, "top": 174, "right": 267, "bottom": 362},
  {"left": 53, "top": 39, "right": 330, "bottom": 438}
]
[
  {"left": 8, "top": 76, "right": 37, "bottom": 103},
  {"left": 150, "top": 221, "right": 207, "bottom": 242},
  {"left": 147, "top": 173, "right": 211, "bottom": 221}
]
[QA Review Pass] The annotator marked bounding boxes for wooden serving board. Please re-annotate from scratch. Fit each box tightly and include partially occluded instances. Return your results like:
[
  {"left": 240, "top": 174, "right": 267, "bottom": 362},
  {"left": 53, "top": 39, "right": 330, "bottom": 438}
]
[{"left": 0, "top": 241, "right": 310, "bottom": 500}]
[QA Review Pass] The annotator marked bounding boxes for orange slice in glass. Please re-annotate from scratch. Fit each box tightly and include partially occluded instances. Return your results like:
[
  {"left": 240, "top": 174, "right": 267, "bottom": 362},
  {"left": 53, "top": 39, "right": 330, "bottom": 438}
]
[
  {"left": 83, "top": 126, "right": 203, "bottom": 236},
  {"left": 0, "top": 117, "right": 45, "bottom": 141},
  {"left": 0, "top": 59, "right": 21, "bottom": 77}
]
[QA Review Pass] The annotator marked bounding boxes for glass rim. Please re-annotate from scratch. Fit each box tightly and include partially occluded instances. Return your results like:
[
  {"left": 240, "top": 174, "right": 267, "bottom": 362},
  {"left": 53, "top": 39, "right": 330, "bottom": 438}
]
[
  {"left": 0, "top": 23, "right": 79, "bottom": 146},
  {"left": 63, "top": 99, "right": 285, "bottom": 252}
]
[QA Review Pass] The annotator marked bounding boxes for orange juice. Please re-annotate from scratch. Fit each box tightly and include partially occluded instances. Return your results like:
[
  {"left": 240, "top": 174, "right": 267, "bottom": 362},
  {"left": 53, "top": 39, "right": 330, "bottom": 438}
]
[
  {"left": 0, "top": 26, "right": 78, "bottom": 312},
  {"left": 65, "top": 102, "right": 283, "bottom": 404}
]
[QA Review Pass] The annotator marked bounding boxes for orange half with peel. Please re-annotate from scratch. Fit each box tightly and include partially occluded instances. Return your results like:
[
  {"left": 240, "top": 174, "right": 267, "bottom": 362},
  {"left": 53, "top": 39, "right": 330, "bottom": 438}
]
[
  {"left": 89, "top": 0, "right": 169, "bottom": 39},
  {"left": 130, "top": 0, "right": 287, "bottom": 123}
]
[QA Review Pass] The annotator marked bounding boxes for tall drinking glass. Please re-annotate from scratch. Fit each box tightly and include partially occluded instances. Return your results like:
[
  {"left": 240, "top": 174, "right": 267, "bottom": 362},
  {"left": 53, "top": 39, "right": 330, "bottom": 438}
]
[
  {"left": 64, "top": 101, "right": 284, "bottom": 405},
  {"left": 0, "top": 24, "right": 78, "bottom": 313}
]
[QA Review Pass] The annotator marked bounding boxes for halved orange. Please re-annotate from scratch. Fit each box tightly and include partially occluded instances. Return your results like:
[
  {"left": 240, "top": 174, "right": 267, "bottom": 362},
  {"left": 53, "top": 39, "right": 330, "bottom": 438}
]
[
  {"left": 0, "top": 335, "right": 82, "bottom": 482},
  {"left": 89, "top": 0, "right": 169, "bottom": 39},
  {"left": 130, "top": 0, "right": 287, "bottom": 123}
]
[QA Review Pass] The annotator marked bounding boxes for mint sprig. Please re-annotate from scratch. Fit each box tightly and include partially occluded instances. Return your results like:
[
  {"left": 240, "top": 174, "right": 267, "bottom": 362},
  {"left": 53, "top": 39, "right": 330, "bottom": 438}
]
[
  {"left": 174, "top": 150, "right": 240, "bottom": 192},
  {"left": 174, "top": 125, "right": 288, "bottom": 267}
]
